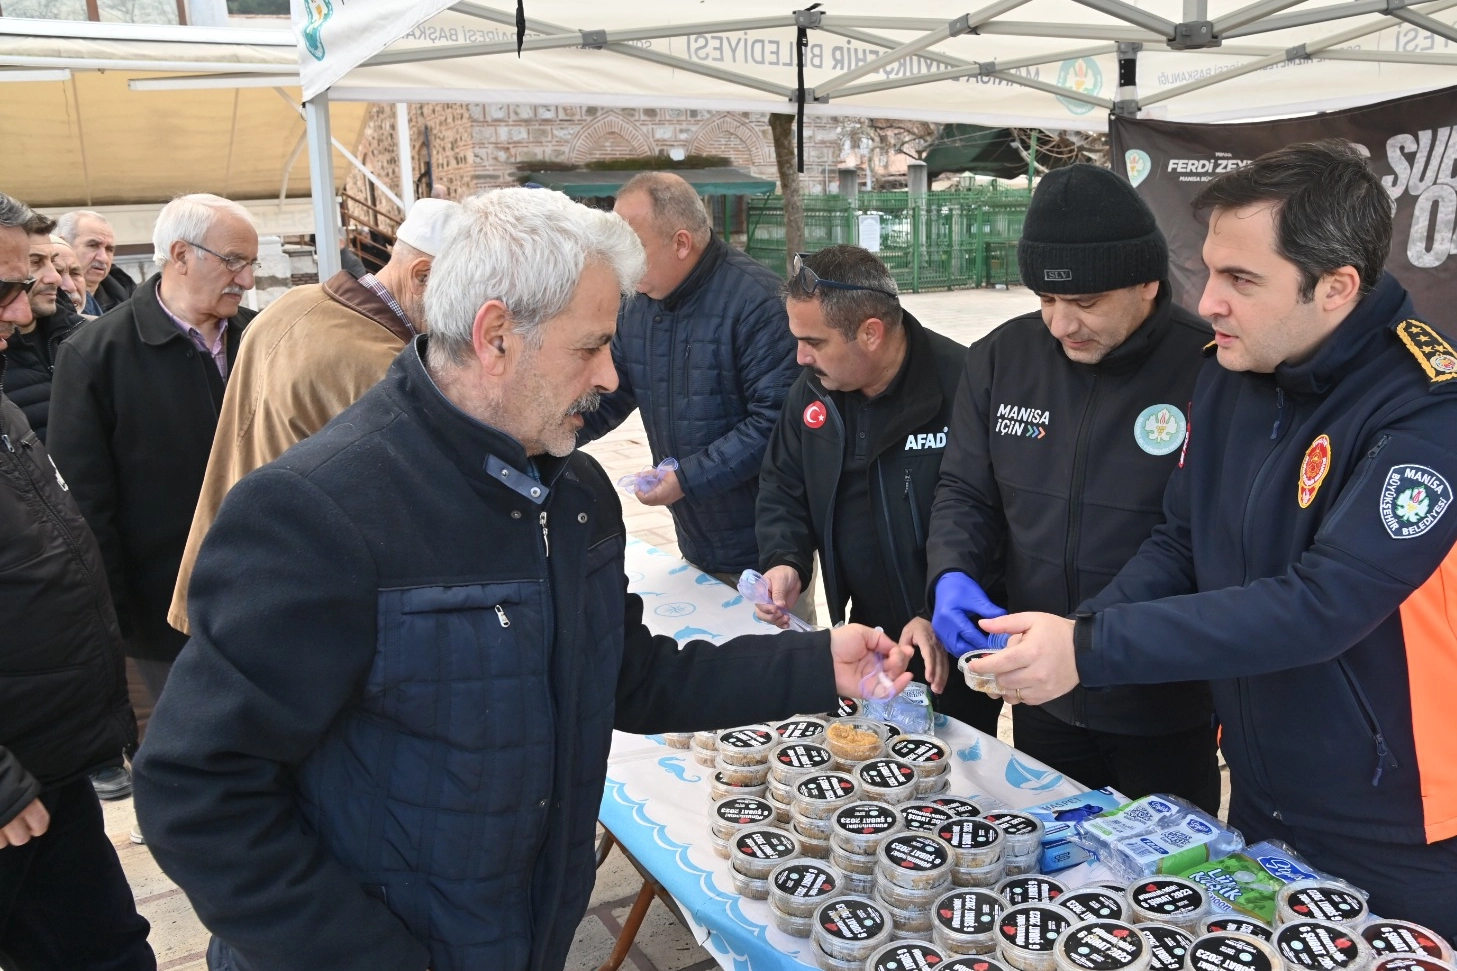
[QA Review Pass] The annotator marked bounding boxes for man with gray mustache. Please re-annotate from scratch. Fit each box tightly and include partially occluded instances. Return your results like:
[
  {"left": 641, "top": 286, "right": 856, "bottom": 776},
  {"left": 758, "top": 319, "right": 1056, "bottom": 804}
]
[{"left": 49, "top": 194, "right": 258, "bottom": 745}]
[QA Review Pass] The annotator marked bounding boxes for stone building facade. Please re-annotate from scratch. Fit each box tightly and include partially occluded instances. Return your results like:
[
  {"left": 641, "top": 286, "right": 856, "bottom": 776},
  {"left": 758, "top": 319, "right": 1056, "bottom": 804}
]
[{"left": 344, "top": 101, "right": 851, "bottom": 227}]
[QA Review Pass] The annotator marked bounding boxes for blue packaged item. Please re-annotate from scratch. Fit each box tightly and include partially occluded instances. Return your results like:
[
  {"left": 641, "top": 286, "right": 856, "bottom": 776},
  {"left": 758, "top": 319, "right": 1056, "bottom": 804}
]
[
  {"left": 861, "top": 682, "right": 934, "bottom": 734},
  {"left": 1019, "top": 788, "right": 1124, "bottom": 873},
  {"left": 1075, "top": 794, "right": 1245, "bottom": 882}
]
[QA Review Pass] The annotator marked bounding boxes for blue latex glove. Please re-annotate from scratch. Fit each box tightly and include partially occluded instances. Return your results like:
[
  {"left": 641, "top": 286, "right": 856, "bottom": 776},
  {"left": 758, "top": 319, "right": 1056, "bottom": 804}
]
[{"left": 932, "top": 572, "right": 1008, "bottom": 658}]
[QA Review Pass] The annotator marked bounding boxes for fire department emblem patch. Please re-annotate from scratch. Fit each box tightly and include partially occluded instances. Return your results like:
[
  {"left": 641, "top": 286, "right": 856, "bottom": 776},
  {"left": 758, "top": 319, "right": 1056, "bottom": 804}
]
[{"left": 1297, "top": 435, "right": 1332, "bottom": 509}]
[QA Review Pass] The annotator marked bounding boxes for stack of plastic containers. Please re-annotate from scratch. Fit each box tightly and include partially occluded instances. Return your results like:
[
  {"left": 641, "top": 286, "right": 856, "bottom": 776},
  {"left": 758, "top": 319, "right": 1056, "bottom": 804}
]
[
  {"left": 937, "top": 816, "right": 1006, "bottom": 888},
  {"left": 887, "top": 733, "right": 953, "bottom": 797},
  {"left": 790, "top": 772, "right": 860, "bottom": 859},
  {"left": 729, "top": 825, "right": 801, "bottom": 899},
  {"left": 708, "top": 794, "right": 776, "bottom": 859},
  {"left": 767, "top": 858, "right": 846, "bottom": 937},
  {"left": 984, "top": 811, "right": 1046, "bottom": 876},
  {"left": 874, "top": 832, "right": 955, "bottom": 940},
  {"left": 767, "top": 741, "right": 833, "bottom": 824},
  {"left": 812, "top": 895, "right": 893, "bottom": 971},
  {"left": 932, "top": 887, "right": 1007, "bottom": 956},
  {"left": 828, "top": 801, "right": 902, "bottom": 896}
]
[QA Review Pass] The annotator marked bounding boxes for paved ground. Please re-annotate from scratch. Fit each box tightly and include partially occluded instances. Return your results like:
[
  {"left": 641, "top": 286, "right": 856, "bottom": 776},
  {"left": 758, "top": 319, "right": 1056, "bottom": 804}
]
[{"left": 103, "top": 286, "right": 1051, "bottom": 971}]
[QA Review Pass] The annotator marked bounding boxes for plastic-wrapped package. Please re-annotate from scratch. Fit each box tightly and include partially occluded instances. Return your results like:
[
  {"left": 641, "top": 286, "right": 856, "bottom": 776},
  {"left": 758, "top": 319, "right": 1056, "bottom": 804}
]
[
  {"left": 616, "top": 457, "right": 679, "bottom": 495},
  {"left": 861, "top": 682, "right": 936, "bottom": 734},
  {"left": 737, "top": 569, "right": 816, "bottom": 632},
  {"left": 1074, "top": 795, "right": 1244, "bottom": 882},
  {"left": 1172, "top": 840, "right": 1336, "bottom": 924}
]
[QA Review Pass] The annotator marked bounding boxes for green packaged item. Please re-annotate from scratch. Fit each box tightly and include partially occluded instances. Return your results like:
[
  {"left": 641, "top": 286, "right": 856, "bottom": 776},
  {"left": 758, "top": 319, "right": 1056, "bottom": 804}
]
[{"left": 1173, "top": 841, "right": 1322, "bottom": 923}]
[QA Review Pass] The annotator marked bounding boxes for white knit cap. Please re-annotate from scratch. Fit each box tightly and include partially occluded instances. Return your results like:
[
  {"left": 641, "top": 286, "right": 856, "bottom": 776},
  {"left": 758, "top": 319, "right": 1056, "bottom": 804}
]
[{"left": 395, "top": 198, "right": 460, "bottom": 257}]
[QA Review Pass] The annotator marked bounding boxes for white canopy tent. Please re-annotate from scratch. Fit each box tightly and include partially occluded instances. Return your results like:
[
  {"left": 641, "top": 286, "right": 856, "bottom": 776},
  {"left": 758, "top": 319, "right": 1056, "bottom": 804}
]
[{"left": 284, "top": 0, "right": 1457, "bottom": 274}]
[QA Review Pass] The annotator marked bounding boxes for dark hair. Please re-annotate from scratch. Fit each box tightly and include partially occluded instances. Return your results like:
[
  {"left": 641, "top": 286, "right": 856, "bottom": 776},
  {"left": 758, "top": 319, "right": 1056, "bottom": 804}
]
[
  {"left": 0, "top": 192, "right": 35, "bottom": 231},
  {"left": 783, "top": 244, "right": 902, "bottom": 340},
  {"left": 23, "top": 212, "right": 56, "bottom": 237},
  {"left": 1193, "top": 139, "right": 1391, "bottom": 300}
]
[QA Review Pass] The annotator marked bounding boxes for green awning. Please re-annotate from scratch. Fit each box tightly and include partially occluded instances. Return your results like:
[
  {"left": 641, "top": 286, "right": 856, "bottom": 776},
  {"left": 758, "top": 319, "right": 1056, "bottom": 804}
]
[{"left": 522, "top": 167, "right": 777, "bottom": 198}]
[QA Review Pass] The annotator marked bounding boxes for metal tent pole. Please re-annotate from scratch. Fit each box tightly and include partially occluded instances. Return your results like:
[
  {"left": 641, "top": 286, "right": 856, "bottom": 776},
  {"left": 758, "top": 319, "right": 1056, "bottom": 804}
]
[
  {"left": 306, "top": 91, "right": 342, "bottom": 280},
  {"left": 396, "top": 103, "right": 415, "bottom": 211}
]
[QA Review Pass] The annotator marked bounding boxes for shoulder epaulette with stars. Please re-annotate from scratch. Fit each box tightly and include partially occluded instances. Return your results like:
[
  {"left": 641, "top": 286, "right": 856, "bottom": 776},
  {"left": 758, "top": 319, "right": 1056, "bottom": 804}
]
[{"left": 1395, "top": 319, "right": 1457, "bottom": 387}]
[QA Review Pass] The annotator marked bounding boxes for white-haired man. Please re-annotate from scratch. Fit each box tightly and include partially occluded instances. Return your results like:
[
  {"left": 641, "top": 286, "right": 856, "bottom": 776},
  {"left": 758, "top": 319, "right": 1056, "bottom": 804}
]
[
  {"left": 166, "top": 198, "right": 460, "bottom": 635},
  {"left": 56, "top": 209, "right": 132, "bottom": 314},
  {"left": 49, "top": 193, "right": 258, "bottom": 717},
  {"left": 133, "top": 188, "right": 911, "bottom": 971}
]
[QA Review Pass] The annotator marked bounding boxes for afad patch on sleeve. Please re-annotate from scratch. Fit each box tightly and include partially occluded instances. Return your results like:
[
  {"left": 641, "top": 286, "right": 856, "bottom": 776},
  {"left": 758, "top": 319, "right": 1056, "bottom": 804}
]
[{"left": 1395, "top": 320, "right": 1457, "bottom": 387}]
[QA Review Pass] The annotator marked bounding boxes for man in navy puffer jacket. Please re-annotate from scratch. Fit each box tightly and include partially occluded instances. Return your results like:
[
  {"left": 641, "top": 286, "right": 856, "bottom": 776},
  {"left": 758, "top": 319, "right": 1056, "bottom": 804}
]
[
  {"left": 968, "top": 142, "right": 1457, "bottom": 933},
  {"left": 133, "top": 188, "right": 911, "bottom": 971},
  {"left": 580, "top": 172, "right": 802, "bottom": 593}
]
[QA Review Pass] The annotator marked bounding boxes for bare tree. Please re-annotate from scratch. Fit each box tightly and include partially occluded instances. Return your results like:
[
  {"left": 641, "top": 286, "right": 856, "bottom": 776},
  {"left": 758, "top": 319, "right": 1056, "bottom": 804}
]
[
  {"left": 769, "top": 113, "right": 803, "bottom": 275},
  {"left": 1009, "top": 129, "right": 1110, "bottom": 172}
]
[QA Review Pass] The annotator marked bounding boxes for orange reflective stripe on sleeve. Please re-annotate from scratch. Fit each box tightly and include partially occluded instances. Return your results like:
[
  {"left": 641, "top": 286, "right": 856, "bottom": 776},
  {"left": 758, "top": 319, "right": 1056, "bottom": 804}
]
[{"left": 1398, "top": 545, "right": 1457, "bottom": 843}]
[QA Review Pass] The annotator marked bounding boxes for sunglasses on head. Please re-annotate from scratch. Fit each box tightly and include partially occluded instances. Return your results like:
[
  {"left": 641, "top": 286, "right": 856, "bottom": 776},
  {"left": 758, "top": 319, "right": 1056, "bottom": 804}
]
[
  {"left": 0, "top": 277, "right": 35, "bottom": 309},
  {"left": 792, "top": 253, "right": 898, "bottom": 300}
]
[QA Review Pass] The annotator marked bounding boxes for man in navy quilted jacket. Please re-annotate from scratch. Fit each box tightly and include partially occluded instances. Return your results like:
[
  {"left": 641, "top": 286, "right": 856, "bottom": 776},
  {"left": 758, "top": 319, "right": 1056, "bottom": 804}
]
[{"left": 580, "top": 173, "right": 809, "bottom": 616}]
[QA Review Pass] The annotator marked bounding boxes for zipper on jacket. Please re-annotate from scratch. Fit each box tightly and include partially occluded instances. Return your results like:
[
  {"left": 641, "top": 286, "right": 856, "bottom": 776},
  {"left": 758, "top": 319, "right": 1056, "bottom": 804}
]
[
  {"left": 538, "top": 511, "right": 550, "bottom": 558},
  {"left": 877, "top": 459, "right": 917, "bottom": 625},
  {"left": 1064, "top": 378, "right": 1099, "bottom": 618},
  {"left": 903, "top": 469, "right": 925, "bottom": 552},
  {"left": 1270, "top": 387, "right": 1285, "bottom": 439},
  {"left": 1336, "top": 658, "right": 1400, "bottom": 785},
  {"left": 495, "top": 605, "right": 511, "bottom": 628},
  {"left": 1319, "top": 434, "right": 1392, "bottom": 530}
]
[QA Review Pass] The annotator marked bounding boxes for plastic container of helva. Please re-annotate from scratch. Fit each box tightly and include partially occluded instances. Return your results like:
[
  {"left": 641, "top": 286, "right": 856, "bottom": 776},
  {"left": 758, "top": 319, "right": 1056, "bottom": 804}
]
[
  {"left": 878, "top": 832, "right": 956, "bottom": 891},
  {"left": 1362, "top": 921, "right": 1454, "bottom": 963},
  {"left": 1184, "top": 932, "right": 1285, "bottom": 971},
  {"left": 997, "top": 903, "right": 1074, "bottom": 971},
  {"left": 1136, "top": 924, "right": 1192, "bottom": 971},
  {"left": 856, "top": 757, "right": 921, "bottom": 805},
  {"left": 716, "top": 725, "right": 778, "bottom": 766},
  {"left": 1125, "top": 876, "right": 1209, "bottom": 933},
  {"left": 814, "top": 894, "right": 894, "bottom": 964},
  {"left": 866, "top": 940, "right": 951, "bottom": 971},
  {"left": 938, "top": 816, "right": 1006, "bottom": 869},
  {"left": 1274, "top": 919, "right": 1375, "bottom": 971},
  {"left": 1276, "top": 880, "right": 1371, "bottom": 928},
  {"left": 1059, "top": 887, "right": 1131, "bottom": 923},
  {"left": 932, "top": 887, "right": 1008, "bottom": 956},
  {"left": 1053, "top": 920, "right": 1150, "bottom": 971},
  {"left": 793, "top": 772, "right": 862, "bottom": 820},
  {"left": 770, "top": 741, "right": 835, "bottom": 785},
  {"left": 769, "top": 859, "right": 846, "bottom": 920},
  {"left": 730, "top": 826, "right": 801, "bottom": 880},
  {"left": 997, "top": 874, "right": 1068, "bottom": 907},
  {"left": 1201, "top": 916, "right": 1272, "bottom": 940}
]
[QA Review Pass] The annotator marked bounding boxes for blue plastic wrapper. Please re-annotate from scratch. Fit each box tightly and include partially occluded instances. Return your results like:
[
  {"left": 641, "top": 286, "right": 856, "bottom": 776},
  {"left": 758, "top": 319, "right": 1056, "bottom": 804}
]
[
  {"left": 860, "top": 682, "right": 934, "bottom": 734},
  {"left": 617, "top": 457, "right": 679, "bottom": 496},
  {"left": 1074, "top": 793, "right": 1245, "bottom": 882}
]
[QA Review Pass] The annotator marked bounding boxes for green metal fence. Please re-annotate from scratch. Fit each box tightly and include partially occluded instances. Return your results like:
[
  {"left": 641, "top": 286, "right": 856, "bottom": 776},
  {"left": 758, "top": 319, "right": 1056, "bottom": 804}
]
[{"left": 745, "top": 188, "right": 1031, "bottom": 292}]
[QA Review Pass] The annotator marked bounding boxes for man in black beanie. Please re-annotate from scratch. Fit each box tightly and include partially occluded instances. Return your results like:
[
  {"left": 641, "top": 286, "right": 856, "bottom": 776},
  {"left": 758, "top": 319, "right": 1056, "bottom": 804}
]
[{"left": 926, "top": 163, "right": 1220, "bottom": 811}]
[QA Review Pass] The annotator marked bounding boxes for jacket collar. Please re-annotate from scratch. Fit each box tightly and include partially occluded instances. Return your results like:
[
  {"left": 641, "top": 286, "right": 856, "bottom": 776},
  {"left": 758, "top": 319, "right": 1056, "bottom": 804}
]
[
  {"left": 1079, "top": 281, "right": 1176, "bottom": 373},
  {"left": 812, "top": 310, "right": 945, "bottom": 455},
  {"left": 322, "top": 268, "right": 415, "bottom": 344},
  {"left": 1275, "top": 272, "right": 1411, "bottom": 396},
  {"left": 132, "top": 274, "right": 246, "bottom": 348},
  {"left": 390, "top": 335, "right": 570, "bottom": 504},
  {"left": 659, "top": 236, "right": 728, "bottom": 312}
]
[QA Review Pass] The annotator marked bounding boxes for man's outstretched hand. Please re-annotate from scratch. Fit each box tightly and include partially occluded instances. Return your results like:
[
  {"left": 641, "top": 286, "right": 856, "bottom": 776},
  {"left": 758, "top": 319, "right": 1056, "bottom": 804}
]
[
  {"left": 830, "top": 624, "right": 914, "bottom": 699},
  {"left": 965, "top": 612, "right": 1080, "bottom": 704}
]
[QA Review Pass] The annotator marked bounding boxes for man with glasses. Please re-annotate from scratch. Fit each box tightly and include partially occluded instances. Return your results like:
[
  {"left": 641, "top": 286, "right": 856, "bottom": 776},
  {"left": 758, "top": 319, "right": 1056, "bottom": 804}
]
[
  {"left": 927, "top": 164, "right": 1218, "bottom": 808},
  {"left": 49, "top": 194, "right": 258, "bottom": 742},
  {"left": 0, "top": 191, "right": 154, "bottom": 971},
  {"left": 756, "top": 245, "right": 1002, "bottom": 732},
  {"left": 580, "top": 173, "right": 806, "bottom": 615}
]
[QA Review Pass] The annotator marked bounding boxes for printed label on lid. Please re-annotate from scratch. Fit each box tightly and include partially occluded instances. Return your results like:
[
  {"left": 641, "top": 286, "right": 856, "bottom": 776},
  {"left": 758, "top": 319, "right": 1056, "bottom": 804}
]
[
  {"left": 1141, "top": 926, "right": 1193, "bottom": 971},
  {"left": 943, "top": 960, "right": 1012, "bottom": 971},
  {"left": 1131, "top": 880, "right": 1204, "bottom": 916},
  {"left": 714, "top": 797, "right": 774, "bottom": 826},
  {"left": 932, "top": 797, "right": 984, "bottom": 818},
  {"left": 985, "top": 812, "right": 1040, "bottom": 837},
  {"left": 883, "top": 834, "right": 950, "bottom": 871},
  {"left": 720, "top": 728, "right": 775, "bottom": 749},
  {"left": 1188, "top": 935, "right": 1276, "bottom": 971},
  {"left": 773, "top": 862, "right": 839, "bottom": 898},
  {"left": 1060, "top": 922, "right": 1147, "bottom": 971},
  {"left": 935, "top": 889, "right": 1003, "bottom": 935},
  {"left": 937, "top": 818, "right": 1001, "bottom": 849},
  {"left": 1206, "top": 919, "right": 1271, "bottom": 941},
  {"left": 891, "top": 737, "right": 948, "bottom": 763},
  {"left": 1363, "top": 923, "right": 1446, "bottom": 959},
  {"left": 859, "top": 759, "right": 917, "bottom": 789},
  {"left": 1276, "top": 922, "right": 1367, "bottom": 970},
  {"left": 1001, "top": 876, "right": 1064, "bottom": 906},
  {"left": 902, "top": 804, "right": 957, "bottom": 831},
  {"left": 998, "top": 905, "right": 1070, "bottom": 952},
  {"left": 818, "top": 897, "right": 887, "bottom": 941},
  {"left": 1374, "top": 959, "right": 1451, "bottom": 971},
  {"left": 870, "top": 943, "right": 945, "bottom": 971},
  {"left": 835, "top": 803, "right": 899, "bottom": 835},
  {"left": 777, "top": 744, "right": 833, "bottom": 769},
  {"left": 1059, "top": 889, "right": 1124, "bottom": 921},
  {"left": 1285, "top": 886, "right": 1365, "bottom": 922},
  {"left": 777, "top": 719, "right": 826, "bottom": 739},
  {"left": 735, "top": 829, "right": 797, "bottom": 860},
  {"left": 834, "top": 697, "right": 861, "bottom": 717},
  {"left": 798, "top": 774, "right": 857, "bottom": 801}
]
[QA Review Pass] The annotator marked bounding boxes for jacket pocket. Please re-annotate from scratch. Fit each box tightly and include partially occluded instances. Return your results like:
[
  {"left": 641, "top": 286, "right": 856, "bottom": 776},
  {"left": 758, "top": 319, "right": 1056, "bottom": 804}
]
[{"left": 1336, "top": 657, "right": 1400, "bottom": 786}]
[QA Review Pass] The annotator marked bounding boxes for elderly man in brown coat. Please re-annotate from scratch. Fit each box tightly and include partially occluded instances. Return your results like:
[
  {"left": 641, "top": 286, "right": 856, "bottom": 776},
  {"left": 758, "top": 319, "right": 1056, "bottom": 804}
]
[{"left": 168, "top": 199, "right": 460, "bottom": 634}]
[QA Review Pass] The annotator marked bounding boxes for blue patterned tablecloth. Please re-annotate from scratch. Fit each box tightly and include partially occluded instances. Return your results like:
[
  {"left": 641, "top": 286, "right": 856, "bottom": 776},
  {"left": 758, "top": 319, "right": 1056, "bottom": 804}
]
[{"left": 603, "top": 536, "right": 1110, "bottom": 971}]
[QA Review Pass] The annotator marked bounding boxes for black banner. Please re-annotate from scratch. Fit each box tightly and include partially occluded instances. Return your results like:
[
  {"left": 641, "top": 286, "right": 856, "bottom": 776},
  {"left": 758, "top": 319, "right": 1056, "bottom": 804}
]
[{"left": 1110, "top": 84, "right": 1457, "bottom": 317}]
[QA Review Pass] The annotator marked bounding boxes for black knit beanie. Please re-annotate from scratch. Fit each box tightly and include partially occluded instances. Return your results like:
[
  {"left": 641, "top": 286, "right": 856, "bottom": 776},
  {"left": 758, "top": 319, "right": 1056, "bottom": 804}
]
[{"left": 1017, "top": 163, "right": 1169, "bottom": 294}]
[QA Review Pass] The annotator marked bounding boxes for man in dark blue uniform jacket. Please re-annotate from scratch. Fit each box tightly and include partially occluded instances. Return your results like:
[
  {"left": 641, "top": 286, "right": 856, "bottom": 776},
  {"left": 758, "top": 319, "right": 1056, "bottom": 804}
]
[
  {"left": 971, "top": 141, "right": 1457, "bottom": 934},
  {"left": 132, "top": 188, "right": 911, "bottom": 971}
]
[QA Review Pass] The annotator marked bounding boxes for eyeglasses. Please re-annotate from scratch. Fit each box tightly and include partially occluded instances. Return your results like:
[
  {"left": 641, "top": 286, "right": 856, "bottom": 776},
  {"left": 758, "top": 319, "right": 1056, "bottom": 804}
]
[
  {"left": 792, "top": 253, "right": 898, "bottom": 299},
  {"left": 187, "top": 242, "right": 261, "bottom": 274},
  {"left": 0, "top": 277, "right": 35, "bottom": 309}
]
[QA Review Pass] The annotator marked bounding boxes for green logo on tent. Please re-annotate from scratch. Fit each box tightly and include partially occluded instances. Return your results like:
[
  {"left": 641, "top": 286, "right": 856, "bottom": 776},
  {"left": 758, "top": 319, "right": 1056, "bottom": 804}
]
[
  {"left": 1126, "top": 150, "right": 1152, "bottom": 187},
  {"left": 303, "top": 0, "right": 333, "bottom": 61},
  {"left": 1056, "top": 57, "right": 1103, "bottom": 116}
]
